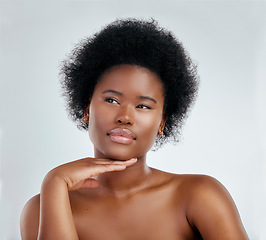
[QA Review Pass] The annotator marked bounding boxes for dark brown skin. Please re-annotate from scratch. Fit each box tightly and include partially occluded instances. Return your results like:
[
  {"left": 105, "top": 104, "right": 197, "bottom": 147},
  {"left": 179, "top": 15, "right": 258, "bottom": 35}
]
[{"left": 20, "top": 65, "right": 249, "bottom": 239}]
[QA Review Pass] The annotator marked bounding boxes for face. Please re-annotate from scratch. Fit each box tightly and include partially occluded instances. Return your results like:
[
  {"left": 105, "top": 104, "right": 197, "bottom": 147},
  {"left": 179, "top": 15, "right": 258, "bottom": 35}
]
[{"left": 85, "top": 65, "right": 166, "bottom": 160}]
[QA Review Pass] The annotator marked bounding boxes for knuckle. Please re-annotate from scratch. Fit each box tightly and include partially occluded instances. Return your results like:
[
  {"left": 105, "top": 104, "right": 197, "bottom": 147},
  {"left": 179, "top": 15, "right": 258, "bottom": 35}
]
[{"left": 105, "top": 164, "right": 111, "bottom": 168}]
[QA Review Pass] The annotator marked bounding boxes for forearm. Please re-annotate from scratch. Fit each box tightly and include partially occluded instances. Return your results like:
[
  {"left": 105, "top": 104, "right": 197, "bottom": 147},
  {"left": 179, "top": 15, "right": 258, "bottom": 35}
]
[{"left": 38, "top": 175, "right": 78, "bottom": 240}]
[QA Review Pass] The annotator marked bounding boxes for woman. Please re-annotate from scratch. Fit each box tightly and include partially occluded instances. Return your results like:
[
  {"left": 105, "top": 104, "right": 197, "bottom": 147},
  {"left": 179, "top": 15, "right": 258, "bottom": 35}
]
[{"left": 20, "top": 19, "right": 249, "bottom": 239}]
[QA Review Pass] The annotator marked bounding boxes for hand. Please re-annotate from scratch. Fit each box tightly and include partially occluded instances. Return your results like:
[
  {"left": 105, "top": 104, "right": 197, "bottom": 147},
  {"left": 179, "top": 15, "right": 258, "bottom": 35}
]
[
  {"left": 33, "top": 157, "right": 137, "bottom": 239},
  {"left": 43, "top": 157, "right": 137, "bottom": 191}
]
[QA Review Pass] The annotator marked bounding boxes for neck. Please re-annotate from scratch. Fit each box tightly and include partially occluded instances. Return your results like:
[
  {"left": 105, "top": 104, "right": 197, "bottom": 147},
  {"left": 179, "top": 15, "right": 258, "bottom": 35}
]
[{"left": 95, "top": 153, "right": 152, "bottom": 198}]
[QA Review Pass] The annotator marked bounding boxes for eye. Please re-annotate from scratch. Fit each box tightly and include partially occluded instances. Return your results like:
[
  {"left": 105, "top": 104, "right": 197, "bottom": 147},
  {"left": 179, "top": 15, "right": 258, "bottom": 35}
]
[
  {"left": 137, "top": 104, "right": 151, "bottom": 110},
  {"left": 105, "top": 97, "right": 119, "bottom": 104}
]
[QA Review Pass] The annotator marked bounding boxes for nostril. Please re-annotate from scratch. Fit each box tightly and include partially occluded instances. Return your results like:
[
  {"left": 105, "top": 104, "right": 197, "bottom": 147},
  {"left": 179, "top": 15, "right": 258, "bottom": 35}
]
[{"left": 116, "top": 119, "right": 133, "bottom": 126}]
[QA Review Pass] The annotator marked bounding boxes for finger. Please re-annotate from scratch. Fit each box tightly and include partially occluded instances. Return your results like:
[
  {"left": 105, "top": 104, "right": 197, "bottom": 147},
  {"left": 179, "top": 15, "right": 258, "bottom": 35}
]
[
  {"left": 97, "top": 158, "right": 138, "bottom": 166},
  {"left": 115, "top": 158, "right": 138, "bottom": 167},
  {"left": 88, "top": 164, "right": 127, "bottom": 177},
  {"left": 89, "top": 157, "right": 136, "bottom": 165}
]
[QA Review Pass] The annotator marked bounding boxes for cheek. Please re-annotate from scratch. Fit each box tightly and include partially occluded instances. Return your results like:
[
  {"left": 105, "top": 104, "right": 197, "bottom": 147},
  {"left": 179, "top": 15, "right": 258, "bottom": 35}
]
[
  {"left": 136, "top": 113, "right": 162, "bottom": 146},
  {"left": 88, "top": 104, "right": 112, "bottom": 143}
]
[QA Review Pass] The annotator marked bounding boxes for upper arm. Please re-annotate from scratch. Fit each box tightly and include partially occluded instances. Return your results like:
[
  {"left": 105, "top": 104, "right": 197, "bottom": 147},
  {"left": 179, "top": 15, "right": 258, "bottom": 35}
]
[
  {"left": 20, "top": 194, "right": 40, "bottom": 240},
  {"left": 186, "top": 175, "right": 249, "bottom": 240}
]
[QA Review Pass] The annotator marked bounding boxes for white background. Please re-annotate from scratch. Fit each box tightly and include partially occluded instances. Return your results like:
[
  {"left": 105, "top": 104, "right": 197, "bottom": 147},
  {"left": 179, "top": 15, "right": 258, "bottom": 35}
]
[{"left": 0, "top": 1, "right": 265, "bottom": 239}]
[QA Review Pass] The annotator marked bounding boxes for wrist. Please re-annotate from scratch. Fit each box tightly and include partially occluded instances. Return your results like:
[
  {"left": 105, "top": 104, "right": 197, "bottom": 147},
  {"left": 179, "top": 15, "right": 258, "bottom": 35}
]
[{"left": 41, "top": 170, "right": 68, "bottom": 192}]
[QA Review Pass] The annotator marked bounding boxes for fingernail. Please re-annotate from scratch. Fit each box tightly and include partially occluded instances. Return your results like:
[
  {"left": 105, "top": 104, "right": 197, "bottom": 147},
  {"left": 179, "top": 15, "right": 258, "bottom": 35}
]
[{"left": 129, "top": 158, "right": 137, "bottom": 161}]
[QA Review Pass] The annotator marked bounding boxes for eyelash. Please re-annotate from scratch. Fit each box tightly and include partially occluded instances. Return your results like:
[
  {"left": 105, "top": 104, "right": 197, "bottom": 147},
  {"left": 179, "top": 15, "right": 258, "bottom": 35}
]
[
  {"left": 104, "top": 97, "right": 151, "bottom": 110},
  {"left": 105, "top": 97, "right": 119, "bottom": 104},
  {"left": 137, "top": 104, "right": 151, "bottom": 109}
]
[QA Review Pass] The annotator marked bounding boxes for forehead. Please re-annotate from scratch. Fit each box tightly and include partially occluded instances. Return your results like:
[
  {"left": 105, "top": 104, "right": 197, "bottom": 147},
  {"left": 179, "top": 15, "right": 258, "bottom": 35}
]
[{"left": 93, "top": 65, "right": 164, "bottom": 99}]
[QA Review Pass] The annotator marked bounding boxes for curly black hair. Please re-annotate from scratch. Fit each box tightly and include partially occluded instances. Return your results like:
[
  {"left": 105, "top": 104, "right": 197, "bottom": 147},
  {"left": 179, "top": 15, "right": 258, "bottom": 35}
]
[{"left": 60, "top": 18, "right": 199, "bottom": 149}]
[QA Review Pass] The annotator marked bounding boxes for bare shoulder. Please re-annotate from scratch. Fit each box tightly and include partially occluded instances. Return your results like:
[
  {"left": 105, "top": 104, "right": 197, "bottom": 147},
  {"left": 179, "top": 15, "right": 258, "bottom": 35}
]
[
  {"left": 178, "top": 174, "right": 237, "bottom": 210},
  {"left": 173, "top": 174, "right": 249, "bottom": 240},
  {"left": 175, "top": 174, "right": 229, "bottom": 194},
  {"left": 20, "top": 194, "right": 40, "bottom": 240},
  {"left": 152, "top": 170, "right": 224, "bottom": 192}
]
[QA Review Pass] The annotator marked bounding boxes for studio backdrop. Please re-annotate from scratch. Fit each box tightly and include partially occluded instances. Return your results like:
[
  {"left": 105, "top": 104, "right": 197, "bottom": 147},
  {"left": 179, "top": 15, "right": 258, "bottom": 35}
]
[{"left": 0, "top": 1, "right": 265, "bottom": 239}]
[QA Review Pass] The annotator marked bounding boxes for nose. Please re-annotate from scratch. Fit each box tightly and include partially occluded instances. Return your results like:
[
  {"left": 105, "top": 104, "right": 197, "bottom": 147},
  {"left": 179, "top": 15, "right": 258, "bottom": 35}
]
[{"left": 115, "top": 105, "right": 135, "bottom": 126}]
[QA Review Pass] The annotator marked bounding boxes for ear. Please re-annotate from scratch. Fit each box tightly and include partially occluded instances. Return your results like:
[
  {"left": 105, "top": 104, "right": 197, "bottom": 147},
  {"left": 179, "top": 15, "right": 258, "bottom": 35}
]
[
  {"left": 158, "top": 114, "right": 167, "bottom": 136},
  {"left": 84, "top": 103, "right": 90, "bottom": 116},
  {"left": 82, "top": 99, "right": 91, "bottom": 123}
]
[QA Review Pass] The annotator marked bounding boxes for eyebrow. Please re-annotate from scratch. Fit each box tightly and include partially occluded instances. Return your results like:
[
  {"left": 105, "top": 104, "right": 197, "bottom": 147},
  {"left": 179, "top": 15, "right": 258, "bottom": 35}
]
[
  {"left": 139, "top": 96, "right": 157, "bottom": 104},
  {"left": 102, "top": 89, "right": 157, "bottom": 103},
  {"left": 102, "top": 89, "right": 122, "bottom": 96}
]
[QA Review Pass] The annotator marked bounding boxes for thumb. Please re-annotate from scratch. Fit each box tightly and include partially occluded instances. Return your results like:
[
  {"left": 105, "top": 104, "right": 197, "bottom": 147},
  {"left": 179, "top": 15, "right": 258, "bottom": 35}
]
[{"left": 81, "top": 178, "right": 100, "bottom": 189}]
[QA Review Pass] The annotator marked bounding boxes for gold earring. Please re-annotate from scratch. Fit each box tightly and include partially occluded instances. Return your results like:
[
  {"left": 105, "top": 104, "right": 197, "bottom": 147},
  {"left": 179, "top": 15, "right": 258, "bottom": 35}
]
[
  {"left": 158, "top": 129, "right": 163, "bottom": 136},
  {"left": 82, "top": 116, "right": 88, "bottom": 123}
]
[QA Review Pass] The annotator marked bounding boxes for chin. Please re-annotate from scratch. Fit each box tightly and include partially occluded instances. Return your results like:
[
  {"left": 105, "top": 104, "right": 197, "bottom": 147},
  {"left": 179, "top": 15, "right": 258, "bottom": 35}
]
[
  {"left": 103, "top": 149, "right": 137, "bottom": 161},
  {"left": 98, "top": 144, "right": 146, "bottom": 161}
]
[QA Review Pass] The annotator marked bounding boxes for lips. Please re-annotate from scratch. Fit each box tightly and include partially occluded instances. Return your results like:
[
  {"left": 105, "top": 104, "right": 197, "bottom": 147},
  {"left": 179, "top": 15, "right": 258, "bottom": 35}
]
[{"left": 107, "top": 128, "right": 136, "bottom": 144}]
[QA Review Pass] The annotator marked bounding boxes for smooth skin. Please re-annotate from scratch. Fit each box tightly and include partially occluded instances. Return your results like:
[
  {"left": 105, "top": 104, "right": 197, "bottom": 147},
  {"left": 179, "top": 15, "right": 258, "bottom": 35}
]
[{"left": 21, "top": 65, "right": 249, "bottom": 239}]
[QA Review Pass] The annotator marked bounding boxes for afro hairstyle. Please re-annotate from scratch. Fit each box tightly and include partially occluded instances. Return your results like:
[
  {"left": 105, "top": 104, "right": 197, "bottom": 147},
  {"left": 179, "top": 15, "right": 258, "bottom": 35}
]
[{"left": 60, "top": 18, "right": 199, "bottom": 149}]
